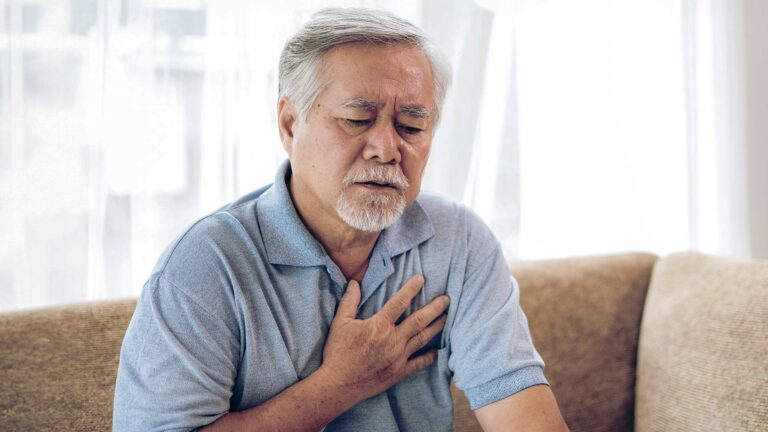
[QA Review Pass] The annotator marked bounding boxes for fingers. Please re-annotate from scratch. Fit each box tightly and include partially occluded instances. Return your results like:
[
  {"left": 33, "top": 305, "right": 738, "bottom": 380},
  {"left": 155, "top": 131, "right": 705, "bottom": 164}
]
[
  {"left": 404, "top": 313, "right": 447, "bottom": 356},
  {"left": 334, "top": 280, "right": 361, "bottom": 320},
  {"left": 377, "top": 275, "right": 425, "bottom": 322},
  {"left": 398, "top": 294, "right": 450, "bottom": 340},
  {"left": 403, "top": 349, "right": 439, "bottom": 376}
]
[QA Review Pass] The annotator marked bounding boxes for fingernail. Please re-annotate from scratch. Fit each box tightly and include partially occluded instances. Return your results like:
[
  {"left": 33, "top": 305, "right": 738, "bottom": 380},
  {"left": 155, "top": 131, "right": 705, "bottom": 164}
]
[{"left": 442, "top": 295, "right": 450, "bottom": 306}]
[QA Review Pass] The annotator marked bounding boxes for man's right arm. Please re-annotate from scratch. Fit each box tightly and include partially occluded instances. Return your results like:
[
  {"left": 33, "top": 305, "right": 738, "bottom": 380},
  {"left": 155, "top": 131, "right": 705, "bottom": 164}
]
[
  {"left": 201, "top": 275, "right": 449, "bottom": 432},
  {"left": 198, "top": 365, "right": 362, "bottom": 431}
]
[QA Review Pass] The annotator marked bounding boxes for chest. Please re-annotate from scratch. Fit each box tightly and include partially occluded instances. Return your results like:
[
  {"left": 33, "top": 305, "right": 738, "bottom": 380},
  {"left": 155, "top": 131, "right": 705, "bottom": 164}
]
[{"left": 230, "top": 246, "right": 456, "bottom": 409}]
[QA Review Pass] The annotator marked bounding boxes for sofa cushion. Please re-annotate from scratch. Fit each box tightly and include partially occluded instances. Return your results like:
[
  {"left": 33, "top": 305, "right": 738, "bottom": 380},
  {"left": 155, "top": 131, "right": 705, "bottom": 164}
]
[
  {"left": 513, "top": 252, "right": 656, "bottom": 432},
  {"left": 445, "top": 253, "right": 657, "bottom": 432},
  {"left": 0, "top": 299, "right": 136, "bottom": 431},
  {"left": 636, "top": 252, "right": 768, "bottom": 431}
]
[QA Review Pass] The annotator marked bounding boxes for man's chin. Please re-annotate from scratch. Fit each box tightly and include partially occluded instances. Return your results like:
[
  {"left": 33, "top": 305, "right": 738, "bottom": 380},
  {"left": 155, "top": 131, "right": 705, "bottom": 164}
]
[{"left": 335, "top": 196, "right": 406, "bottom": 232}]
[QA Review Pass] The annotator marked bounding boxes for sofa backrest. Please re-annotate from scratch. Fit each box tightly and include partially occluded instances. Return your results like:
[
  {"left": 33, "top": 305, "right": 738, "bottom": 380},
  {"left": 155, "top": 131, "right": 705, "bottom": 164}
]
[
  {"left": 1, "top": 253, "right": 658, "bottom": 431},
  {"left": 0, "top": 299, "right": 136, "bottom": 431},
  {"left": 450, "top": 252, "right": 658, "bottom": 432},
  {"left": 511, "top": 252, "right": 657, "bottom": 432}
]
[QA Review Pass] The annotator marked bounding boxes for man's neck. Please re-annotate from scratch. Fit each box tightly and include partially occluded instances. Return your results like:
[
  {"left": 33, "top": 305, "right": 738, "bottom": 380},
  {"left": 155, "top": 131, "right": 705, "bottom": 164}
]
[
  {"left": 313, "top": 226, "right": 379, "bottom": 283},
  {"left": 288, "top": 177, "right": 380, "bottom": 283}
]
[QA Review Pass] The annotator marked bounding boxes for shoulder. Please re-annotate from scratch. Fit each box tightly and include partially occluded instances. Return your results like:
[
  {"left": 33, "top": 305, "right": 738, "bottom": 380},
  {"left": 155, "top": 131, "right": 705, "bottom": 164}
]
[
  {"left": 150, "top": 187, "right": 271, "bottom": 294},
  {"left": 415, "top": 191, "right": 498, "bottom": 250}
]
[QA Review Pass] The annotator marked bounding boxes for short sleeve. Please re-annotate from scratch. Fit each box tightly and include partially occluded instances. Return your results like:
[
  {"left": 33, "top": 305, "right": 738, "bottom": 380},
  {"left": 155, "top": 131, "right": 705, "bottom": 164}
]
[
  {"left": 447, "top": 212, "right": 548, "bottom": 410},
  {"left": 112, "top": 273, "right": 240, "bottom": 431}
]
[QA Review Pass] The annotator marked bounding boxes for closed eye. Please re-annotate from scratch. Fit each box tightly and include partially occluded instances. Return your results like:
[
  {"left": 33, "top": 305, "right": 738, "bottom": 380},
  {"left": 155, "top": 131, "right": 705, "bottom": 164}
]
[
  {"left": 345, "top": 119, "right": 373, "bottom": 127},
  {"left": 398, "top": 124, "right": 423, "bottom": 135}
]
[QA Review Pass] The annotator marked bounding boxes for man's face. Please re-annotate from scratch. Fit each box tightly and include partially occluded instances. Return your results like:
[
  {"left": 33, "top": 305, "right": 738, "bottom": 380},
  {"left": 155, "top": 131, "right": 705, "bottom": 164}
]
[{"left": 281, "top": 42, "right": 436, "bottom": 233}]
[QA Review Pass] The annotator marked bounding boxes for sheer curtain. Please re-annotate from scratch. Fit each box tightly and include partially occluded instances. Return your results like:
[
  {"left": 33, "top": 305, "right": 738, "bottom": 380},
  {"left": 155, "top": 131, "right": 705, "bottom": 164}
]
[
  {"left": 512, "top": 0, "right": 690, "bottom": 259},
  {"left": 492, "top": 0, "right": 767, "bottom": 260},
  {"left": 1, "top": 0, "right": 766, "bottom": 312},
  {"left": 0, "top": 0, "right": 500, "bottom": 311},
  {"left": 683, "top": 0, "right": 768, "bottom": 259}
]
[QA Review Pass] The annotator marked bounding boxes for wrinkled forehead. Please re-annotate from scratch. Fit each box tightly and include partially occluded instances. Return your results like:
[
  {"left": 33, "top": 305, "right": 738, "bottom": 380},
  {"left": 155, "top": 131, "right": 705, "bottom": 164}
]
[{"left": 318, "top": 42, "right": 436, "bottom": 112}]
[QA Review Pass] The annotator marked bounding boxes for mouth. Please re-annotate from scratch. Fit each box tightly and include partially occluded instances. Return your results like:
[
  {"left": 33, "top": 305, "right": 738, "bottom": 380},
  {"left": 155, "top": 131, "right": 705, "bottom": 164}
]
[{"left": 355, "top": 180, "right": 398, "bottom": 190}]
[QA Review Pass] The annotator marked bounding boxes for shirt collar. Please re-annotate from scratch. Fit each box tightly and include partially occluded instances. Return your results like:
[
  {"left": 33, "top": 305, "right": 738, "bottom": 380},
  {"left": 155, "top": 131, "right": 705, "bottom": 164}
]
[
  {"left": 379, "top": 195, "right": 435, "bottom": 258},
  {"left": 257, "top": 160, "right": 435, "bottom": 267}
]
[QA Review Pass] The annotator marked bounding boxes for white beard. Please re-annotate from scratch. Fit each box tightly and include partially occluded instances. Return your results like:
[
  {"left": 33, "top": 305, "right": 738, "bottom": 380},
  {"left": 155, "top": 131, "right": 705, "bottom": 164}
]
[
  {"left": 335, "top": 188, "right": 406, "bottom": 232},
  {"left": 335, "top": 164, "right": 410, "bottom": 232}
]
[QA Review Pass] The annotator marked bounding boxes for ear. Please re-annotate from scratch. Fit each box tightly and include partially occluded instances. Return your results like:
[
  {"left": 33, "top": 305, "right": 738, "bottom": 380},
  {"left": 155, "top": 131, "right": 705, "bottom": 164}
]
[{"left": 278, "top": 97, "right": 298, "bottom": 156}]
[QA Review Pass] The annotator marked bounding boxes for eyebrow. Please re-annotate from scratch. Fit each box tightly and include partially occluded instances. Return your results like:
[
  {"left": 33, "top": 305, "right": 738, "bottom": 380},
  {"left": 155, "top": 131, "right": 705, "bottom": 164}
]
[
  {"left": 340, "top": 98, "right": 378, "bottom": 111},
  {"left": 398, "top": 105, "right": 431, "bottom": 119},
  {"left": 340, "top": 98, "right": 432, "bottom": 119}
]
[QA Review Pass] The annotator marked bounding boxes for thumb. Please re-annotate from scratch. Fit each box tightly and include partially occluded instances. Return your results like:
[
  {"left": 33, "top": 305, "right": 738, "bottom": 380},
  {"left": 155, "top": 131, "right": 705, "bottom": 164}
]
[{"left": 335, "top": 280, "right": 361, "bottom": 320}]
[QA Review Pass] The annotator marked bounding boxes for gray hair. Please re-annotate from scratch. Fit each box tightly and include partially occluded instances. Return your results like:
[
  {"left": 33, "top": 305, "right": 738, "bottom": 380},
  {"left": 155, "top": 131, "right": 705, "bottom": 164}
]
[{"left": 278, "top": 7, "right": 452, "bottom": 124}]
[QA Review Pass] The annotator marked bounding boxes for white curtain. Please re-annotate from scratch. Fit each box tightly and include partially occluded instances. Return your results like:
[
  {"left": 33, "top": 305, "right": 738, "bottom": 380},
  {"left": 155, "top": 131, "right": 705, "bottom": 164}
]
[
  {"left": 493, "top": 0, "right": 767, "bottom": 260},
  {"left": 0, "top": 0, "right": 498, "bottom": 311},
  {"left": 683, "top": 0, "right": 768, "bottom": 259},
  {"left": 1, "top": 0, "right": 766, "bottom": 312},
  {"left": 511, "top": 0, "right": 692, "bottom": 259}
]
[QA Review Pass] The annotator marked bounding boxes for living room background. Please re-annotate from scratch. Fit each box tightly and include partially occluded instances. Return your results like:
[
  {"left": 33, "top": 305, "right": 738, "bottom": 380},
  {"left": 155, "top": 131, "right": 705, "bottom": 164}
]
[{"left": 1, "top": 0, "right": 766, "bottom": 312}]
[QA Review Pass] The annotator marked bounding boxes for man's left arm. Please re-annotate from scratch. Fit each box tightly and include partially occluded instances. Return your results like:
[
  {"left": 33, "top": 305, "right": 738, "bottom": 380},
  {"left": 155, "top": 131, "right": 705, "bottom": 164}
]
[
  {"left": 474, "top": 384, "right": 569, "bottom": 431},
  {"left": 444, "top": 206, "right": 568, "bottom": 430}
]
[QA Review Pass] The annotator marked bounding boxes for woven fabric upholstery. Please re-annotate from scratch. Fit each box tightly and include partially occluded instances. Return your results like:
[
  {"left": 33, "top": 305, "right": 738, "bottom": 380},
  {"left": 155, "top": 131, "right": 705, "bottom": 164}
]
[
  {"left": 636, "top": 253, "right": 768, "bottom": 432},
  {"left": 0, "top": 253, "right": 658, "bottom": 431},
  {"left": 0, "top": 299, "right": 136, "bottom": 431},
  {"left": 513, "top": 252, "right": 657, "bottom": 432},
  {"left": 451, "top": 383, "right": 483, "bottom": 432}
]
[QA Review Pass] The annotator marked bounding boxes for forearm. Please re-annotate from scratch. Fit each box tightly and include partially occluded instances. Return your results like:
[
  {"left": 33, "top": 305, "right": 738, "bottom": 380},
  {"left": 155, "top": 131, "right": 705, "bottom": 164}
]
[
  {"left": 475, "top": 385, "right": 569, "bottom": 432},
  {"left": 200, "top": 367, "right": 360, "bottom": 432}
]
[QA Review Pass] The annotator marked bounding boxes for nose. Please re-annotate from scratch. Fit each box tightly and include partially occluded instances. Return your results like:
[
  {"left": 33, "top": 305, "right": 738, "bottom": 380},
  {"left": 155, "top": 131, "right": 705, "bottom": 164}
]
[{"left": 362, "top": 119, "right": 402, "bottom": 164}]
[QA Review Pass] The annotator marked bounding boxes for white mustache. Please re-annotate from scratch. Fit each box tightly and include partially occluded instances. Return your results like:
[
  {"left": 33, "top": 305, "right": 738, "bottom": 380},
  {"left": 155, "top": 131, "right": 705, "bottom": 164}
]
[{"left": 343, "top": 165, "right": 410, "bottom": 191}]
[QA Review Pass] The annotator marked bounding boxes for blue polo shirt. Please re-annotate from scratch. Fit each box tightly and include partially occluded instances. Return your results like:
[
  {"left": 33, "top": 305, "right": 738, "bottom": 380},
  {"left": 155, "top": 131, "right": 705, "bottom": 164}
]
[{"left": 113, "top": 161, "right": 547, "bottom": 431}]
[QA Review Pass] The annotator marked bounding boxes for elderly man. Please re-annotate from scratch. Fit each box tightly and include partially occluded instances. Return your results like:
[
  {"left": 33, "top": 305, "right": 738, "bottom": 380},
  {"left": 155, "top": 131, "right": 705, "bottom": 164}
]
[{"left": 113, "top": 7, "right": 568, "bottom": 432}]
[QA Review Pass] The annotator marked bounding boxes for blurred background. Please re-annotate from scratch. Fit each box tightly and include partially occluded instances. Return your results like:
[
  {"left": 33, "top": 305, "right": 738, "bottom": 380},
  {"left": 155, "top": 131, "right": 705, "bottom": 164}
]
[{"left": 1, "top": 0, "right": 766, "bottom": 312}]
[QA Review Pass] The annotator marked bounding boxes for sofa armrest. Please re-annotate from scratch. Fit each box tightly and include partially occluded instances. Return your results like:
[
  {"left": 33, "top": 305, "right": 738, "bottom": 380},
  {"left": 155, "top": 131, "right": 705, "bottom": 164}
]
[{"left": 636, "top": 252, "right": 768, "bottom": 431}]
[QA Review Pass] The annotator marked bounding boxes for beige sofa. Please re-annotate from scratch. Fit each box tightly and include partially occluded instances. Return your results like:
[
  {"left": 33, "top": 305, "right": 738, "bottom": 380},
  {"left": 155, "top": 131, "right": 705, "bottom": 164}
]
[{"left": 1, "top": 252, "right": 766, "bottom": 431}]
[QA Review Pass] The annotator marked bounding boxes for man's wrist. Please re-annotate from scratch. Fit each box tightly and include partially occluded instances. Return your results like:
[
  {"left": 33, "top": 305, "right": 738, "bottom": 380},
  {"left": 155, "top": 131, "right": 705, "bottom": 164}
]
[{"left": 311, "top": 364, "right": 366, "bottom": 409}]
